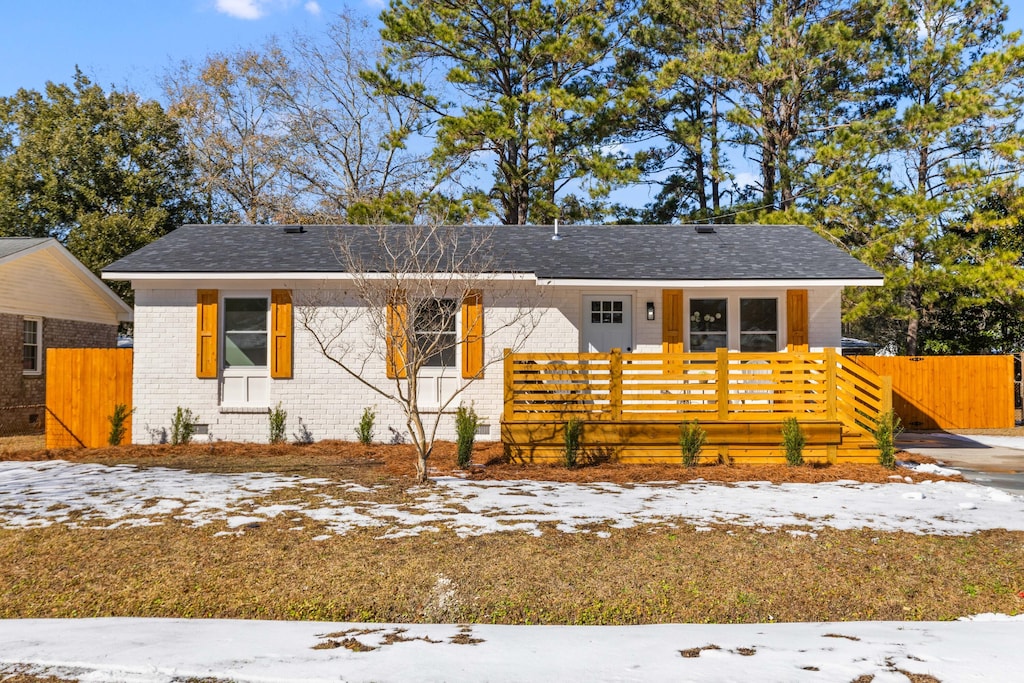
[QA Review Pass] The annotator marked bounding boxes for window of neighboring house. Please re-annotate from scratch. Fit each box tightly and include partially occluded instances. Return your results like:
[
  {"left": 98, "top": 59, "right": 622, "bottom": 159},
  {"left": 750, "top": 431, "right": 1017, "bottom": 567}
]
[
  {"left": 223, "top": 298, "right": 268, "bottom": 367},
  {"left": 23, "top": 318, "right": 41, "bottom": 374},
  {"left": 739, "top": 298, "right": 779, "bottom": 352},
  {"left": 689, "top": 299, "right": 727, "bottom": 351},
  {"left": 413, "top": 298, "right": 457, "bottom": 368}
]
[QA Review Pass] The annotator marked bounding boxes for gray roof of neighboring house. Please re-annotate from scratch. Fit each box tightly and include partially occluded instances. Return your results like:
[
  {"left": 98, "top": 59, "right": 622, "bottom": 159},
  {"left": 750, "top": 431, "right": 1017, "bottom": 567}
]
[
  {"left": 103, "top": 223, "right": 881, "bottom": 281},
  {"left": 0, "top": 237, "right": 50, "bottom": 260}
]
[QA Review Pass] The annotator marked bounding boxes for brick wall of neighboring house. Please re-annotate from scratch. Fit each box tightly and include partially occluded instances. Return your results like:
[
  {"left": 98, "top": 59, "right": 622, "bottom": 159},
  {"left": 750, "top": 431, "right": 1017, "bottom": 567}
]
[{"left": 0, "top": 312, "right": 117, "bottom": 435}]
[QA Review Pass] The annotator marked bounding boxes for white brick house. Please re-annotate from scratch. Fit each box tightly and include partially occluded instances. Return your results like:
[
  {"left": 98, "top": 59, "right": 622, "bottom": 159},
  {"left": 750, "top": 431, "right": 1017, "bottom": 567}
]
[{"left": 102, "top": 224, "right": 881, "bottom": 445}]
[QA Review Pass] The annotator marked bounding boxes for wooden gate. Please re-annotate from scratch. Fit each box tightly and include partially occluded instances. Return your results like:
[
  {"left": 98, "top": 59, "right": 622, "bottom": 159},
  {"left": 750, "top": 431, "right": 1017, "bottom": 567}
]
[
  {"left": 46, "top": 348, "right": 133, "bottom": 448},
  {"left": 850, "top": 355, "right": 1014, "bottom": 430}
]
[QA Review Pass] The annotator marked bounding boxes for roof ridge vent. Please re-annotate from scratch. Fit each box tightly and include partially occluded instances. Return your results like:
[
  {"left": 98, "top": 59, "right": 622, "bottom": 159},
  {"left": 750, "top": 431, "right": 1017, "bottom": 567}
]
[
  {"left": 695, "top": 225, "right": 716, "bottom": 234},
  {"left": 283, "top": 226, "right": 306, "bottom": 234}
]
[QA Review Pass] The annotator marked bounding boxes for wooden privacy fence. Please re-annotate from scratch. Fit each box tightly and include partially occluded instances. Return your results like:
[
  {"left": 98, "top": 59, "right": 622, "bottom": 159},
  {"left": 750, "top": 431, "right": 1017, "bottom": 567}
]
[
  {"left": 502, "top": 348, "right": 890, "bottom": 463},
  {"left": 850, "top": 355, "right": 1014, "bottom": 430},
  {"left": 46, "top": 348, "right": 133, "bottom": 448}
]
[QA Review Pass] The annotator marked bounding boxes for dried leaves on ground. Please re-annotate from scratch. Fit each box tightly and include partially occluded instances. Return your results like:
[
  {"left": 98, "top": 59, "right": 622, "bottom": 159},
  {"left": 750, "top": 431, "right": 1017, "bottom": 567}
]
[{"left": 0, "top": 438, "right": 959, "bottom": 486}]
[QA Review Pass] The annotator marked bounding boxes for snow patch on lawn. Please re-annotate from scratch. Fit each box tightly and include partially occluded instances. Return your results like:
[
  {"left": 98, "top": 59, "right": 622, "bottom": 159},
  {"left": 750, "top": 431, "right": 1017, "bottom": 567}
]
[
  {"left": 0, "top": 460, "right": 1022, "bottom": 538},
  {"left": 1, "top": 617, "right": 1024, "bottom": 682}
]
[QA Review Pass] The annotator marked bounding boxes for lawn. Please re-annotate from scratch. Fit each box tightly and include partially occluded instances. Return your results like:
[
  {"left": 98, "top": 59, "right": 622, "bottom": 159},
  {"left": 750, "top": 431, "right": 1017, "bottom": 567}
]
[{"left": 0, "top": 441, "right": 1021, "bottom": 626}]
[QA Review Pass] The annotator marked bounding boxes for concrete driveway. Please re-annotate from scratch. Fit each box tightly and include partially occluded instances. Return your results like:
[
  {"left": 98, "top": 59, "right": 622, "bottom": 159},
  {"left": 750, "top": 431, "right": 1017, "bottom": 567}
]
[{"left": 897, "top": 432, "right": 1024, "bottom": 492}]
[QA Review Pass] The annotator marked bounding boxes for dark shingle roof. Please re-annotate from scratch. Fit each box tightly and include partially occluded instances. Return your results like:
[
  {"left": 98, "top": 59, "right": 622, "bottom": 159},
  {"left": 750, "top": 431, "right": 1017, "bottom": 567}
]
[
  {"left": 103, "top": 224, "right": 881, "bottom": 281},
  {"left": 0, "top": 237, "right": 50, "bottom": 260}
]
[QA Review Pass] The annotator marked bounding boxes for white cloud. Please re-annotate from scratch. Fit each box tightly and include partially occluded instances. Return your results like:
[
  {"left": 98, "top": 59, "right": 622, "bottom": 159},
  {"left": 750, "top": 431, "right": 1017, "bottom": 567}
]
[
  {"left": 215, "top": 0, "right": 264, "bottom": 20},
  {"left": 304, "top": 1, "right": 322, "bottom": 15}
]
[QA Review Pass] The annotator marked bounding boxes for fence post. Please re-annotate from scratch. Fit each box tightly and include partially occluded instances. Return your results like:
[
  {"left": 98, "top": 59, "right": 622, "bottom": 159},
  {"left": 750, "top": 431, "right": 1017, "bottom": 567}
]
[
  {"left": 609, "top": 348, "right": 623, "bottom": 420},
  {"left": 825, "top": 348, "right": 838, "bottom": 420},
  {"left": 825, "top": 348, "right": 839, "bottom": 464},
  {"left": 717, "top": 347, "right": 729, "bottom": 420},
  {"left": 503, "top": 348, "right": 513, "bottom": 422},
  {"left": 881, "top": 375, "right": 893, "bottom": 414}
]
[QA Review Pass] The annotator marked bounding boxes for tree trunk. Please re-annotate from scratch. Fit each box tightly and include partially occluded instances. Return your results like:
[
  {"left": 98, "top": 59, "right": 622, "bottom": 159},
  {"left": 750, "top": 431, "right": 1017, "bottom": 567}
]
[{"left": 710, "top": 87, "right": 721, "bottom": 214}]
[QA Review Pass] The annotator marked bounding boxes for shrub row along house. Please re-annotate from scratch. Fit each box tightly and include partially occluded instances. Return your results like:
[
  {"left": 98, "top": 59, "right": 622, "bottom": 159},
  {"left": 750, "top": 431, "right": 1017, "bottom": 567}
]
[
  {"left": 102, "top": 223, "right": 887, "bottom": 463},
  {"left": 1, "top": 238, "right": 131, "bottom": 435}
]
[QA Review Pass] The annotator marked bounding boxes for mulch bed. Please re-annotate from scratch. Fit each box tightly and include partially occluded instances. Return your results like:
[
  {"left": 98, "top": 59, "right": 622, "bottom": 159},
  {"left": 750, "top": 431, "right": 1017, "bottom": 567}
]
[{"left": 0, "top": 439, "right": 959, "bottom": 485}]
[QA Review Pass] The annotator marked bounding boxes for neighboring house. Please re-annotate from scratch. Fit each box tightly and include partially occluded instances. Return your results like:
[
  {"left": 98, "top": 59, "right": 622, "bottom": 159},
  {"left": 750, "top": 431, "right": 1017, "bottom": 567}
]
[
  {"left": 103, "top": 224, "right": 882, "bottom": 446},
  {"left": 0, "top": 238, "right": 133, "bottom": 434}
]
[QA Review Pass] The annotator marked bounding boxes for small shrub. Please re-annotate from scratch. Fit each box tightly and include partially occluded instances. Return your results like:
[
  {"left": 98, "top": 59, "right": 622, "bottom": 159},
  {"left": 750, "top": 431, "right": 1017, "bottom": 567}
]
[
  {"left": 269, "top": 403, "right": 287, "bottom": 444},
  {"left": 107, "top": 403, "right": 134, "bottom": 446},
  {"left": 874, "top": 409, "right": 903, "bottom": 469},
  {"left": 563, "top": 417, "right": 583, "bottom": 469},
  {"left": 170, "top": 406, "right": 197, "bottom": 445},
  {"left": 355, "top": 407, "right": 376, "bottom": 445},
  {"left": 455, "top": 404, "right": 481, "bottom": 469},
  {"left": 782, "top": 416, "right": 806, "bottom": 466},
  {"left": 679, "top": 421, "right": 707, "bottom": 468}
]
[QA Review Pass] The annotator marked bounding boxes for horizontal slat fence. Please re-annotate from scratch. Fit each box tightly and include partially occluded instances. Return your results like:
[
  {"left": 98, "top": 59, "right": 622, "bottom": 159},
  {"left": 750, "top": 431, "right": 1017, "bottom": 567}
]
[
  {"left": 503, "top": 348, "right": 890, "bottom": 464},
  {"left": 46, "top": 348, "right": 133, "bottom": 449},
  {"left": 849, "top": 355, "right": 1013, "bottom": 430}
]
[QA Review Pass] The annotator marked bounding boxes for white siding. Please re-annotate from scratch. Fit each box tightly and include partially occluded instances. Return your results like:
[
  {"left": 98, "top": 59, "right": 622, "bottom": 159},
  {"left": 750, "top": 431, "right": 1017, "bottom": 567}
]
[{"left": 0, "top": 248, "right": 123, "bottom": 324}]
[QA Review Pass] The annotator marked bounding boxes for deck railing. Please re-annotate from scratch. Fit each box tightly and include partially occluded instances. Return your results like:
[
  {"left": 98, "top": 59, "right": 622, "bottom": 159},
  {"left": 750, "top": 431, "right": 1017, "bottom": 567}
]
[{"left": 503, "top": 348, "right": 891, "bottom": 435}]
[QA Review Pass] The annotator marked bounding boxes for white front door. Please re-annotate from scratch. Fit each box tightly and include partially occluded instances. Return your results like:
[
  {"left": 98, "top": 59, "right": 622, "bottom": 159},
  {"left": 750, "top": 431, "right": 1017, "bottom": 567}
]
[{"left": 582, "top": 295, "right": 633, "bottom": 352}]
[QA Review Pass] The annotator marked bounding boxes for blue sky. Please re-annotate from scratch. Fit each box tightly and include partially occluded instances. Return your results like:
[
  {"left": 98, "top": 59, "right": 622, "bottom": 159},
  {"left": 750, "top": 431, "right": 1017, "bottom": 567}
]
[
  {"left": 1, "top": 0, "right": 1023, "bottom": 212},
  {"left": 0, "top": 0, "right": 370, "bottom": 100},
  {"left": 5, "top": 1, "right": 1023, "bottom": 104}
]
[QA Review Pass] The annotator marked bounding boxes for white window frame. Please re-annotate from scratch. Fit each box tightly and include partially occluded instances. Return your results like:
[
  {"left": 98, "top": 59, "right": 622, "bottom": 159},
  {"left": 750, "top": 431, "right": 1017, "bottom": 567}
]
[
  {"left": 22, "top": 317, "right": 42, "bottom": 376},
  {"left": 411, "top": 297, "right": 460, "bottom": 411},
  {"left": 739, "top": 297, "right": 780, "bottom": 352},
  {"left": 686, "top": 292, "right": 785, "bottom": 352},
  {"left": 413, "top": 297, "right": 458, "bottom": 369},
  {"left": 220, "top": 292, "right": 270, "bottom": 408}
]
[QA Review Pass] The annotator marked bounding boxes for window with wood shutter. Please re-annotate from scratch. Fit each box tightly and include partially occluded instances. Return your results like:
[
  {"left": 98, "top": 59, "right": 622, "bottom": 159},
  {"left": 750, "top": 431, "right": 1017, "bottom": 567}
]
[
  {"left": 462, "top": 290, "right": 483, "bottom": 378},
  {"left": 270, "top": 289, "right": 292, "bottom": 379},
  {"left": 196, "top": 289, "right": 218, "bottom": 378},
  {"left": 787, "top": 289, "right": 809, "bottom": 350},
  {"left": 386, "top": 295, "right": 408, "bottom": 379}
]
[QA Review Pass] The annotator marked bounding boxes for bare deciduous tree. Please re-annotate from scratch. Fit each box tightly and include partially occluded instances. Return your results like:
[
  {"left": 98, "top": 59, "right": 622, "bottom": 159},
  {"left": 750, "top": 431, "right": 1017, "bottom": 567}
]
[{"left": 299, "top": 223, "right": 543, "bottom": 483}]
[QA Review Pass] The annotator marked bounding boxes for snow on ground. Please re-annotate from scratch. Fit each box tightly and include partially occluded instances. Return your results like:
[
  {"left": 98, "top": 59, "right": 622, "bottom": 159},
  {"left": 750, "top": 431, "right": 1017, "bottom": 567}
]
[
  {"left": 946, "top": 433, "right": 1024, "bottom": 450},
  {"left": 0, "top": 460, "right": 1022, "bottom": 537},
  {"left": 2, "top": 616, "right": 1023, "bottom": 682}
]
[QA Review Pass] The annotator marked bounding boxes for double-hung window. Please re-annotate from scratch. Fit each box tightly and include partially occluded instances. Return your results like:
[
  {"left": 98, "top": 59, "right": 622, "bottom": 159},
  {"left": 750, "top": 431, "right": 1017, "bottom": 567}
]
[
  {"left": 23, "top": 318, "right": 41, "bottom": 374},
  {"left": 224, "top": 298, "right": 269, "bottom": 367},
  {"left": 688, "top": 297, "right": 781, "bottom": 351},
  {"left": 689, "top": 299, "right": 727, "bottom": 351},
  {"left": 739, "top": 298, "right": 779, "bottom": 352},
  {"left": 221, "top": 297, "right": 269, "bottom": 408},
  {"left": 413, "top": 298, "right": 457, "bottom": 368}
]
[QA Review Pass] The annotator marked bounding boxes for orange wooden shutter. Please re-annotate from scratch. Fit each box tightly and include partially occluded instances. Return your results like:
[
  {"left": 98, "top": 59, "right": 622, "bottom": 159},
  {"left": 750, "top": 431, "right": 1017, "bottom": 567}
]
[
  {"left": 386, "top": 295, "right": 408, "bottom": 379},
  {"left": 461, "top": 290, "right": 484, "bottom": 379},
  {"left": 271, "top": 289, "right": 293, "bottom": 379},
  {"left": 662, "top": 289, "right": 684, "bottom": 353},
  {"left": 196, "top": 289, "right": 218, "bottom": 378},
  {"left": 787, "top": 289, "right": 809, "bottom": 351}
]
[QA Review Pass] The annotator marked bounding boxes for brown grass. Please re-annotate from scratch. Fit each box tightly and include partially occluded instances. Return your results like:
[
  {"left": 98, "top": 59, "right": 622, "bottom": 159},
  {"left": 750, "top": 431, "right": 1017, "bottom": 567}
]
[
  {"left": 0, "top": 440, "right": 1000, "bottom": 627},
  {"left": 0, "top": 439, "right": 959, "bottom": 486},
  {"left": 1, "top": 519, "right": 1021, "bottom": 625},
  {"left": 0, "top": 434, "right": 44, "bottom": 455}
]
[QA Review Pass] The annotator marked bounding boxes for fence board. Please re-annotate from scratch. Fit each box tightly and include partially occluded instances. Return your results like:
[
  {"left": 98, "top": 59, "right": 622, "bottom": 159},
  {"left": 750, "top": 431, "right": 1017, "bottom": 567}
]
[
  {"left": 850, "top": 355, "right": 1014, "bottom": 430},
  {"left": 46, "top": 349, "right": 133, "bottom": 448}
]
